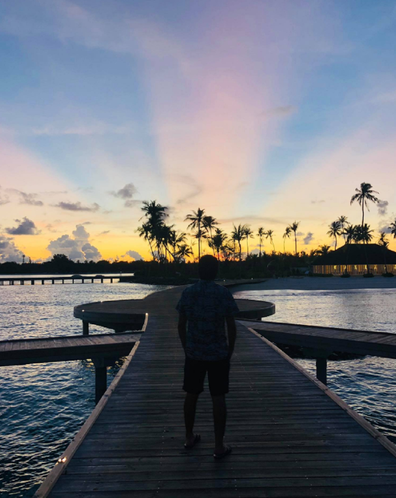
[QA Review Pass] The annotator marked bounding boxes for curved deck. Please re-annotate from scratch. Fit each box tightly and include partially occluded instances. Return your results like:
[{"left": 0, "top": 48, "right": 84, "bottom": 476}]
[{"left": 74, "top": 284, "right": 276, "bottom": 331}]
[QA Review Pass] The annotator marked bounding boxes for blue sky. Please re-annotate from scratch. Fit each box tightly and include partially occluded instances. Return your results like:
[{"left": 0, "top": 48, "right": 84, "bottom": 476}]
[{"left": 0, "top": 0, "right": 396, "bottom": 261}]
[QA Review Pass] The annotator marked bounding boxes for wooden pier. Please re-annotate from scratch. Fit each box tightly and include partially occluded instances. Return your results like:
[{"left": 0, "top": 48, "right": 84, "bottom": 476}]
[
  {"left": 240, "top": 319, "right": 396, "bottom": 385},
  {"left": 0, "top": 274, "right": 119, "bottom": 285},
  {"left": 34, "top": 286, "right": 396, "bottom": 497},
  {"left": 0, "top": 331, "right": 142, "bottom": 403}
]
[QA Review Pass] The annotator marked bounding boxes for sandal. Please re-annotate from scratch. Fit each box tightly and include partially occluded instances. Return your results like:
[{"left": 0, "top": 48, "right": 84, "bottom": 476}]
[
  {"left": 213, "top": 445, "right": 232, "bottom": 460},
  {"left": 184, "top": 434, "right": 201, "bottom": 449}
]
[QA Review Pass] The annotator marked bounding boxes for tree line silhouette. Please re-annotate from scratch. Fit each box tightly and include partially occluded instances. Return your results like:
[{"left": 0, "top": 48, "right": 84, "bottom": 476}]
[{"left": 137, "top": 183, "right": 396, "bottom": 264}]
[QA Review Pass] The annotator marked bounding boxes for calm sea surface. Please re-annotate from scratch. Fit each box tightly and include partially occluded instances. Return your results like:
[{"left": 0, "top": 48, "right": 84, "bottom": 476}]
[
  {"left": 0, "top": 280, "right": 169, "bottom": 498},
  {"left": 1, "top": 281, "right": 396, "bottom": 496}
]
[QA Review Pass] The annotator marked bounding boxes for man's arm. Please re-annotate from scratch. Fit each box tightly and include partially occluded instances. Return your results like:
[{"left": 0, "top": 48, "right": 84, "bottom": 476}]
[
  {"left": 225, "top": 315, "right": 237, "bottom": 358},
  {"left": 178, "top": 313, "right": 187, "bottom": 350}
]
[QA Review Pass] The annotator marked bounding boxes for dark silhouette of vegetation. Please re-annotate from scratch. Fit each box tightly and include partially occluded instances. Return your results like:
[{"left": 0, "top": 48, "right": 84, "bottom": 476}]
[{"left": 350, "top": 182, "right": 379, "bottom": 226}]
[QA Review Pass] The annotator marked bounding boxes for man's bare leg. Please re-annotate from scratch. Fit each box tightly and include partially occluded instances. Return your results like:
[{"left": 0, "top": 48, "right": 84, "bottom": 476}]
[
  {"left": 212, "top": 394, "right": 227, "bottom": 454},
  {"left": 184, "top": 392, "right": 199, "bottom": 446}
]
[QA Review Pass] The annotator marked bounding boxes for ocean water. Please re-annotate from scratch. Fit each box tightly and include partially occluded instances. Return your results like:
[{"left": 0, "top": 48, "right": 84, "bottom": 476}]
[
  {"left": 234, "top": 286, "right": 396, "bottom": 441},
  {"left": 0, "top": 281, "right": 169, "bottom": 498}
]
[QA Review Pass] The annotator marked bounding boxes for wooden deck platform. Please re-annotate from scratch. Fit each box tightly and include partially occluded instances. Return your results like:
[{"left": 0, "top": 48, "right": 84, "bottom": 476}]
[
  {"left": 0, "top": 332, "right": 139, "bottom": 367},
  {"left": 36, "top": 286, "right": 396, "bottom": 497},
  {"left": 239, "top": 319, "right": 396, "bottom": 359}
]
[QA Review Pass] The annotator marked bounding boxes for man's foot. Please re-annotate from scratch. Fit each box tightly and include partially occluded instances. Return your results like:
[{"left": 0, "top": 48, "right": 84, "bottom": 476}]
[
  {"left": 213, "top": 445, "right": 232, "bottom": 460},
  {"left": 184, "top": 433, "right": 201, "bottom": 449}
]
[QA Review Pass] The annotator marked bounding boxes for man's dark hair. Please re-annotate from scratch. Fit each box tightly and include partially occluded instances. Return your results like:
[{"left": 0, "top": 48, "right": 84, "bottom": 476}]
[{"left": 199, "top": 255, "right": 218, "bottom": 281}]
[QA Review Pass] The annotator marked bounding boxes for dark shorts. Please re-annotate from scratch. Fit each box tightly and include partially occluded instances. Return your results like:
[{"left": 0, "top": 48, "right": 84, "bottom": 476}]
[{"left": 183, "top": 356, "right": 230, "bottom": 396}]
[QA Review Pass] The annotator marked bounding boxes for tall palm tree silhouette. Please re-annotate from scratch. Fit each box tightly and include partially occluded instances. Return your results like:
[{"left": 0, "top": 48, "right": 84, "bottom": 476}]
[
  {"left": 231, "top": 224, "right": 245, "bottom": 261},
  {"left": 185, "top": 208, "right": 206, "bottom": 260},
  {"left": 337, "top": 215, "right": 348, "bottom": 244},
  {"left": 242, "top": 225, "right": 254, "bottom": 257},
  {"left": 138, "top": 201, "right": 168, "bottom": 261},
  {"left": 290, "top": 221, "right": 300, "bottom": 255},
  {"left": 327, "top": 220, "right": 342, "bottom": 250},
  {"left": 202, "top": 216, "right": 218, "bottom": 240},
  {"left": 210, "top": 228, "right": 227, "bottom": 260},
  {"left": 257, "top": 227, "right": 265, "bottom": 258},
  {"left": 265, "top": 229, "right": 276, "bottom": 252},
  {"left": 283, "top": 226, "right": 291, "bottom": 254},
  {"left": 350, "top": 183, "right": 379, "bottom": 226}
]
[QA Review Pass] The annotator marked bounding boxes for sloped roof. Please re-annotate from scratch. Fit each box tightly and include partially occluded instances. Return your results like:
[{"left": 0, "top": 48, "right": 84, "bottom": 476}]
[{"left": 313, "top": 244, "right": 396, "bottom": 266}]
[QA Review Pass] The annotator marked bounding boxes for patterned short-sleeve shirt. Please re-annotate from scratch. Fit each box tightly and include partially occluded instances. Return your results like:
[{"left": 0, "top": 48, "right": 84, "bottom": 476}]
[{"left": 176, "top": 280, "right": 239, "bottom": 361}]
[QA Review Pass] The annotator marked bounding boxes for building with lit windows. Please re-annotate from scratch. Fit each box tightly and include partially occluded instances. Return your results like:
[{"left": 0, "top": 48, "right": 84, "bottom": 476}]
[{"left": 312, "top": 244, "right": 396, "bottom": 276}]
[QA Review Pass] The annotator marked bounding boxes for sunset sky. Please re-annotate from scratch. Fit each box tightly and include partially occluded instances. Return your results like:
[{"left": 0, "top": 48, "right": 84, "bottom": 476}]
[{"left": 1, "top": 0, "right": 396, "bottom": 262}]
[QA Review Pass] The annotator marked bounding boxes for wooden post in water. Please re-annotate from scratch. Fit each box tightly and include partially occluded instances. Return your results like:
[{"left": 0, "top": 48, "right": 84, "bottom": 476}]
[
  {"left": 111, "top": 278, "right": 113, "bottom": 283},
  {"left": 52, "top": 279, "right": 55, "bottom": 284},
  {"left": 82, "top": 321, "right": 89, "bottom": 336},
  {"left": 31, "top": 280, "right": 34, "bottom": 285},
  {"left": 316, "top": 358, "right": 327, "bottom": 385},
  {"left": 42, "top": 279, "right": 45, "bottom": 285},
  {"left": 21, "top": 280, "right": 24, "bottom": 285},
  {"left": 93, "top": 358, "right": 107, "bottom": 404}
]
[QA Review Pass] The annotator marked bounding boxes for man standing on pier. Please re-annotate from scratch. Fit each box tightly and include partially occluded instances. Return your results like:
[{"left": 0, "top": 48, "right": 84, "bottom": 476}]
[{"left": 176, "top": 255, "right": 238, "bottom": 459}]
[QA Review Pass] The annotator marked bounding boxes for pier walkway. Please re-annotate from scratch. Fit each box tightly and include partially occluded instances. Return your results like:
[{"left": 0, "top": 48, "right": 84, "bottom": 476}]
[{"left": 36, "top": 286, "right": 396, "bottom": 497}]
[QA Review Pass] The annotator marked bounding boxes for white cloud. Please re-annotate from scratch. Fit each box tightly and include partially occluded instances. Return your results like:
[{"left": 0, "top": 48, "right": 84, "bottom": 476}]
[
  {"left": 303, "top": 232, "right": 314, "bottom": 245},
  {"left": 111, "top": 183, "right": 137, "bottom": 199},
  {"left": 6, "top": 217, "right": 40, "bottom": 235},
  {"left": 122, "top": 250, "right": 144, "bottom": 261},
  {"left": 0, "top": 235, "right": 24, "bottom": 262},
  {"left": 377, "top": 200, "right": 389, "bottom": 216},
  {"left": 54, "top": 201, "right": 100, "bottom": 212},
  {"left": 47, "top": 224, "right": 102, "bottom": 261}
]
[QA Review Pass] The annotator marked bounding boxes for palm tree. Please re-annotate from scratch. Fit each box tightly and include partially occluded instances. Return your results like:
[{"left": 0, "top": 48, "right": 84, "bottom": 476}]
[
  {"left": 210, "top": 228, "right": 227, "bottom": 260},
  {"left": 231, "top": 224, "right": 246, "bottom": 261},
  {"left": 378, "top": 232, "right": 389, "bottom": 273},
  {"left": 378, "top": 232, "right": 389, "bottom": 248},
  {"left": 136, "top": 222, "right": 156, "bottom": 261},
  {"left": 317, "top": 245, "right": 331, "bottom": 256},
  {"left": 257, "top": 227, "right": 265, "bottom": 257},
  {"left": 176, "top": 244, "right": 193, "bottom": 262},
  {"left": 169, "top": 230, "right": 187, "bottom": 261},
  {"left": 242, "top": 225, "right": 254, "bottom": 257},
  {"left": 360, "top": 224, "right": 374, "bottom": 244},
  {"left": 283, "top": 226, "right": 292, "bottom": 254},
  {"left": 138, "top": 201, "right": 169, "bottom": 261},
  {"left": 338, "top": 216, "right": 348, "bottom": 244},
  {"left": 343, "top": 224, "right": 356, "bottom": 244},
  {"left": 350, "top": 183, "right": 379, "bottom": 226},
  {"left": 265, "top": 229, "right": 276, "bottom": 252},
  {"left": 327, "top": 220, "right": 342, "bottom": 250},
  {"left": 390, "top": 219, "right": 396, "bottom": 238},
  {"left": 185, "top": 208, "right": 206, "bottom": 260},
  {"left": 202, "top": 216, "right": 218, "bottom": 240},
  {"left": 290, "top": 221, "right": 300, "bottom": 255}
]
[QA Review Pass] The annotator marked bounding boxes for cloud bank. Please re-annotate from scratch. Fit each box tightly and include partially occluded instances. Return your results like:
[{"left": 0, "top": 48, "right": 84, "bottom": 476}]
[
  {"left": 47, "top": 224, "right": 102, "bottom": 261},
  {"left": 6, "top": 217, "right": 40, "bottom": 235},
  {"left": 54, "top": 201, "right": 100, "bottom": 212},
  {"left": 0, "top": 235, "right": 24, "bottom": 262},
  {"left": 122, "top": 250, "right": 144, "bottom": 261}
]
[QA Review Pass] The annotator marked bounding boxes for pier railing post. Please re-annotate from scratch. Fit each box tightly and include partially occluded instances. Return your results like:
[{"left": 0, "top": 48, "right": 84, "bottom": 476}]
[
  {"left": 316, "top": 357, "right": 327, "bottom": 385},
  {"left": 302, "top": 347, "right": 330, "bottom": 386},
  {"left": 83, "top": 321, "right": 89, "bottom": 335},
  {"left": 93, "top": 358, "right": 107, "bottom": 404}
]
